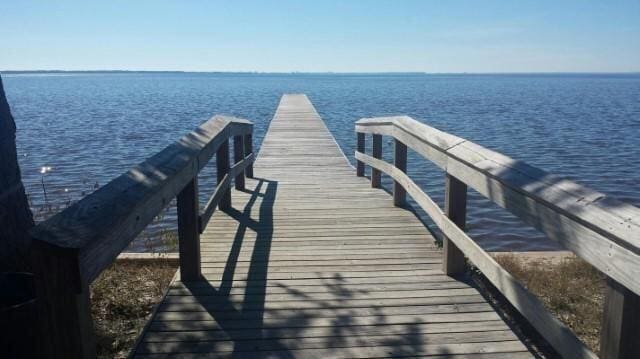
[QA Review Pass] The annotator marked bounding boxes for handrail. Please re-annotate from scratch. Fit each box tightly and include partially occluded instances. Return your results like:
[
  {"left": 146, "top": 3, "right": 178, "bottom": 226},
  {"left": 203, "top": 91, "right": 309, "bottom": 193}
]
[
  {"left": 30, "top": 115, "right": 254, "bottom": 358},
  {"left": 355, "top": 115, "right": 640, "bottom": 359}
]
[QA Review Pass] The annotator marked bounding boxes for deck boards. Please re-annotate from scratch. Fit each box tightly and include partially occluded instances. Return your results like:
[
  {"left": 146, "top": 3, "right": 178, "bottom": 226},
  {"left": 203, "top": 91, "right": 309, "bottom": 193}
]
[{"left": 133, "top": 94, "right": 533, "bottom": 358}]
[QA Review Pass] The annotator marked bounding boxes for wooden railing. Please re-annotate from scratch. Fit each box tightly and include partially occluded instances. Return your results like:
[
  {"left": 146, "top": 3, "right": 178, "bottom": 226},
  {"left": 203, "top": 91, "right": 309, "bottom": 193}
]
[
  {"left": 29, "top": 115, "right": 254, "bottom": 358},
  {"left": 355, "top": 116, "right": 640, "bottom": 359}
]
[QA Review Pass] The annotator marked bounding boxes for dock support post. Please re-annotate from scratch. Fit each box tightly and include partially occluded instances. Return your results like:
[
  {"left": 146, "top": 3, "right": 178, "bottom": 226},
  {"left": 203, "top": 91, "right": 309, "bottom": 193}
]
[
  {"left": 600, "top": 277, "right": 640, "bottom": 359},
  {"left": 177, "top": 177, "right": 201, "bottom": 281},
  {"left": 216, "top": 139, "right": 231, "bottom": 210},
  {"left": 233, "top": 135, "right": 245, "bottom": 190},
  {"left": 393, "top": 139, "right": 407, "bottom": 206},
  {"left": 371, "top": 134, "right": 382, "bottom": 188},
  {"left": 31, "top": 242, "right": 96, "bottom": 358},
  {"left": 243, "top": 133, "right": 254, "bottom": 178},
  {"left": 443, "top": 174, "right": 467, "bottom": 275},
  {"left": 356, "top": 132, "right": 365, "bottom": 177}
]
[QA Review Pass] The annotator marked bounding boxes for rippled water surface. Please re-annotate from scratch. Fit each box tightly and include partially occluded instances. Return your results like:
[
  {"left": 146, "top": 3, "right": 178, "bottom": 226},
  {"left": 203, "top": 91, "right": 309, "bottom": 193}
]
[{"left": 4, "top": 72, "right": 639, "bottom": 251}]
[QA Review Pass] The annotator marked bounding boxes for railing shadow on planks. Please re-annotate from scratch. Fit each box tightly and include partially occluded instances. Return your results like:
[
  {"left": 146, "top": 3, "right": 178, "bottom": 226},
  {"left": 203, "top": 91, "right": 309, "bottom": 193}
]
[
  {"left": 355, "top": 116, "right": 640, "bottom": 359},
  {"left": 29, "top": 115, "right": 255, "bottom": 358}
]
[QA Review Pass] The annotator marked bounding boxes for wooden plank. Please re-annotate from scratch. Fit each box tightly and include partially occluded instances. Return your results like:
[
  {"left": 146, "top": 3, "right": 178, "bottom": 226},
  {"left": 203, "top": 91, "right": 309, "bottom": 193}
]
[
  {"left": 176, "top": 177, "right": 201, "bottom": 281},
  {"left": 393, "top": 138, "right": 407, "bottom": 206},
  {"left": 215, "top": 139, "right": 231, "bottom": 210},
  {"left": 443, "top": 174, "right": 467, "bottom": 275},
  {"left": 232, "top": 135, "right": 245, "bottom": 190},
  {"left": 600, "top": 277, "right": 640, "bottom": 359},
  {"left": 356, "top": 132, "right": 365, "bottom": 176},
  {"left": 371, "top": 134, "right": 382, "bottom": 188}
]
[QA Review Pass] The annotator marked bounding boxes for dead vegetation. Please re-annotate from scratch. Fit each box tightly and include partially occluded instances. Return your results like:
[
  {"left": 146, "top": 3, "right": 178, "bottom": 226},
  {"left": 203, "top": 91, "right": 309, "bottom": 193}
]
[
  {"left": 495, "top": 253, "right": 605, "bottom": 352},
  {"left": 90, "top": 258, "right": 177, "bottom": 359}
]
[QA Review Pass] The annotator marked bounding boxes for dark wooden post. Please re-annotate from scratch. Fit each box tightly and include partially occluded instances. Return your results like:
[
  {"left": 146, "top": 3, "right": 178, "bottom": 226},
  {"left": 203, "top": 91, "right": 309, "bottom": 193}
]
[
  {"left": 176, "top": 177, "right": 201, "bottom": 281},
  {"left": 356, "top": 132, "right": 365, "bottom": 177},
  {"left": 31, "top": 242, "right": 96, "bottom": 358},
  {"left": 216, "top": 139, "right": 231, "bottom": 210},
  {"left": 233, "top": 135, "right": 245, "bottom": 190},
  {"left": 393, "top": 139, "right": 407, "bottom": 206},
  {"left": 443, "top": 174, "right": 467, "bottom": 275},
  {"left": 243, "top": 133, "right": 254, "bottom": 178},
  {"left": 371, "top": 134, "right": 382, "bottom": 188},
  {"left": 600, "top": 278, "right": 640, "bottom": 359}
]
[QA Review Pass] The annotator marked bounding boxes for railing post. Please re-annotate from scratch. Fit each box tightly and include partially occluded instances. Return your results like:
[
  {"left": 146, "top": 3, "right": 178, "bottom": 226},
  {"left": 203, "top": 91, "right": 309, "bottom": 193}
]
[
  {"left": 356, "top": 132, "right": 365, "bottom": 177},
  {"left": 216, "top": 139, "right": 231, "bottom": 210},
  {"left": 443, "top": 174, "right": 467, "bottom": 275},
  {"left": 31, "top": 242, "right": 96, "bottom": 358},
  {"left": 176, "top": 177, "right": 201, "bottom": 281},
  {"left": 393, "top": 139, "right": 407, "bottom": 206},
  {"left": 233, "top": 135, "right": 245, "bottom": 190},
  {"left": 243, "top": 133, "right": 254, "bottom": 178},
  {"left": 371, "top": 134, "right": 382, "bottom": 188},
  {"left": 600, "top": 277, "right": 640, "bottom": 359}
]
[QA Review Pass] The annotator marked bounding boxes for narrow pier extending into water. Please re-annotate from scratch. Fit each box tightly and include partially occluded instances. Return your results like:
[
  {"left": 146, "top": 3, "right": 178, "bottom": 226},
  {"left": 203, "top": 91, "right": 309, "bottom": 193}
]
[
  {"left": 30, "top": 95, "right": 640, "bottom": 358},
  {"left": 131, "top": 95, "right": 531, "bottom": 357}
]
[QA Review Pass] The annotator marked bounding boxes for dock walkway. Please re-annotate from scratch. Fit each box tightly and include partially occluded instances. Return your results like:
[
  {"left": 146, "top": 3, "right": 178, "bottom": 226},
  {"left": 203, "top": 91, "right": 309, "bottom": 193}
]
[{"left": 132, "top": 95, "right": 533, "bottom": 358}]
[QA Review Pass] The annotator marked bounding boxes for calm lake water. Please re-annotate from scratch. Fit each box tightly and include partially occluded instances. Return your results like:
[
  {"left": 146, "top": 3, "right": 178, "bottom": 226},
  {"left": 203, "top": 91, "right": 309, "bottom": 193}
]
[{"left": 4, "top": 72, "right": 639, "bottom": 251}]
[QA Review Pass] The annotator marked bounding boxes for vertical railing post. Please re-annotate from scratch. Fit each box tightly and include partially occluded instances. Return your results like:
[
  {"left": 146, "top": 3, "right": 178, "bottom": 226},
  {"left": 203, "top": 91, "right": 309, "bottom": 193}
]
[
  {"left": 443, "top": 174, "right": 467, "bottom": 275},
  {"left": 243, "top": 133, "right": 254, "bottom": 178},
  {"left": 393, "top": 139, "right": 407, "bottom": 206},
  {"left": 176, "top": 177, "right": 201, "bottom": 281},
  {"left": 233, "top": 135, "right": 245, "bottom": 190},
  {"left": 371, "top": 134, "right": 382, "bottom": 188},
  {"left": 31, "top": 242, "right": 96, "bottom": 358},
  {"left": 216, "top": 139, "right": 231, "bottom": 210},
  {"left": 600, "top": 277, "right": 640, "bottom": 359},
  {"left": 356, "top": 132, "right": 365, "bottom": 177}
]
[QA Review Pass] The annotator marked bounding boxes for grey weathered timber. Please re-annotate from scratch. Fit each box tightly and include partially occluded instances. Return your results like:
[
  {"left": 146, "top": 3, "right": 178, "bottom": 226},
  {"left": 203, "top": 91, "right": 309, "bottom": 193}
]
[
  {"left": 132, "top": 95, "right": 533, "bottom": 358},
  {"left": 177, "top": 177, "right": 201, "bottom": 281},
  {"left": 443, "top": 174, "right": 467, "bottom": 275},
  {"left": 600, "top": 277, "right": 640, "bottom": 359},
  {"left": 356, "top": 132, "right": 365, "bottom": 177},
  {"left": 29, "top": 115, "right": 252, "bottom": 358},
  {"left": 393, "top": 138, "right": 407, "bottom": 206},
  {"left": 233, "top": 135, "right": 245, "bottom": 190},
  {"left": 243, "top": 133, "right": 254, "bottom": 178},
  {"left": 216, "top": 139, "right": 231, "bottom": 210},
  {"left": 356, "top": 116, "right": 640, "bottom": 297},
  {"left": 371, "top": 134, "right": 382, "bottom": 188}
]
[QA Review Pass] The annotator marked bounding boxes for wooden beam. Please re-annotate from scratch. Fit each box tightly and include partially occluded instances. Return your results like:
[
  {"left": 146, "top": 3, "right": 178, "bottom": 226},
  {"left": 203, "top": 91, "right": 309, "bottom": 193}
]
[
  {"left": 31, "top": 241, "right": 96, "bottom": 358},
  {"left": 356, "top": 132, "right": 365, "bottom": 177},
  {"left": 393, "top": 139, "right": 407, "bottom": 206},
  {"left": 177, "top": 177, "right": 201, "bottom": 281},
  {"left": 216, "top": 139, "right": 231, "bottom": 210},
  {"left": 600, "top": 277, "right": 640, "bottom": 359},
  {"left": 243, "top": 134, "right": 254, "bottom": 178},
  {"left": 371, "top": 134, "right": 382, "bottom": 188},
  {"left": 443, "top": 174, "right": 467, "bottom": 275},
  {"left": 233, "top": 135, "right": 245, "bottom": 190}
]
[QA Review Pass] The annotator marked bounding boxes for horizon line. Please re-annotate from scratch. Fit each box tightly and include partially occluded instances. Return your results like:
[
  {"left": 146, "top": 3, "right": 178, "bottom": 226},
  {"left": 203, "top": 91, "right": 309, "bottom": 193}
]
[{"left": 2, "top": 69, "right": 640, "bottom": 75}]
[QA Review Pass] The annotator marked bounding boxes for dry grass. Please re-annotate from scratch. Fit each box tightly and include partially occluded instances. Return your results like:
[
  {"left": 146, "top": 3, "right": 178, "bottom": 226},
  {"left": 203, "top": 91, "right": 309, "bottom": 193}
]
[
  {"left": 90, "top": 259, "right": 177, "bottom": 359},
  {"left": 495, "top": 253, "right": 605, "bottom": 352}
]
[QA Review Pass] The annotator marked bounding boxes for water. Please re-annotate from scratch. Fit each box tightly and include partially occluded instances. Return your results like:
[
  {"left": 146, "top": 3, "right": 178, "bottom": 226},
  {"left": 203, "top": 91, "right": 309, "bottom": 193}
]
[{"left": 3, "top": 72, "right": 639, "bottom": 251}]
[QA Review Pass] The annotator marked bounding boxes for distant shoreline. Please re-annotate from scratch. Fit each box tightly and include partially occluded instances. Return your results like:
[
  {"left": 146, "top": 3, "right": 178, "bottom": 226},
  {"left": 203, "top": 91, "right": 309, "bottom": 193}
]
[{"left": 2, "top": 70, "right": 639, "bottom": 76}]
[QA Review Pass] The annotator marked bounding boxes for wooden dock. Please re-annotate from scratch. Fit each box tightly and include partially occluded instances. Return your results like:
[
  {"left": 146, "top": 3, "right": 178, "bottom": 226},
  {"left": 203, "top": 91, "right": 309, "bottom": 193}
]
[
  {"left": 31, "top": 94, "right": 640, "bottom": 358},
  {"left": 131, "top": 95, "right": 533, "bottom": 357}
]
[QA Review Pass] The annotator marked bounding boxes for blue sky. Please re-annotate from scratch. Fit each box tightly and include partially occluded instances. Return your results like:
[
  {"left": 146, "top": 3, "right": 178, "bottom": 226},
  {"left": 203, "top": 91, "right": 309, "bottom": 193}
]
[{"left": 1, "top": 1, "right": 638, "bottom": 72}]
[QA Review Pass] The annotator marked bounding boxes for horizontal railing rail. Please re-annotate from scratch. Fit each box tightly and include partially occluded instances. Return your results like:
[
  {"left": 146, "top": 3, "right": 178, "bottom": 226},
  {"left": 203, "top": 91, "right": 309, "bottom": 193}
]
[
  {"left": 30, "top": 115, "right": 254, "bottom": 358},
  {"left": 355, "top": 115, "right": 640, "bottom": 359}
]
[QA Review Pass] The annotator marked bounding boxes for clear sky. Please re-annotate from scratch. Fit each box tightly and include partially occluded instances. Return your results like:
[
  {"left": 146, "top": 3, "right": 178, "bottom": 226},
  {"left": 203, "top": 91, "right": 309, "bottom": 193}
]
[{"left": 1, "top": 1, "right": 638, "bottom": 73}]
